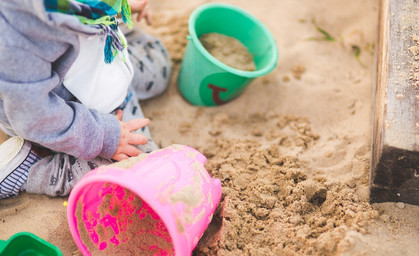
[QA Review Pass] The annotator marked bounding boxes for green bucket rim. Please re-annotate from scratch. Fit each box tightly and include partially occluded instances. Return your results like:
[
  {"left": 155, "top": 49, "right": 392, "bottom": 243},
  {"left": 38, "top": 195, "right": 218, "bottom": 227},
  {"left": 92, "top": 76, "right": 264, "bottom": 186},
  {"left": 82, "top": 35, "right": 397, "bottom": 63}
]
[{"left": 188, "top": 3, "right": 279, "bottom": 78}]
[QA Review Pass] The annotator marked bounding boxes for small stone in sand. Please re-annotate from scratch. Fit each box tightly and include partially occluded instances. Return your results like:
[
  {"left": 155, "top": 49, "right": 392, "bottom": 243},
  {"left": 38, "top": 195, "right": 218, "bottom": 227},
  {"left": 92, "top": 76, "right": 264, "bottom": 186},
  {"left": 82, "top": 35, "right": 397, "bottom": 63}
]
[{"left": 292, "top": 64, "right": 306, "bottom": 79}]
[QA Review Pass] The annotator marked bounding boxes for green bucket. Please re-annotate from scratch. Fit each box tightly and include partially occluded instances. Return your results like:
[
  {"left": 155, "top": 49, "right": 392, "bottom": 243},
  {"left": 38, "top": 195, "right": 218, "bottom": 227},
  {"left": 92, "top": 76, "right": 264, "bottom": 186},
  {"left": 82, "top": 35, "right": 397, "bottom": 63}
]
[
  {"left": 0, "top": 232, "right": 63, "bottom": 256},
  {"left": 178, "top": 3, "right": 278, "bottom": 106}
]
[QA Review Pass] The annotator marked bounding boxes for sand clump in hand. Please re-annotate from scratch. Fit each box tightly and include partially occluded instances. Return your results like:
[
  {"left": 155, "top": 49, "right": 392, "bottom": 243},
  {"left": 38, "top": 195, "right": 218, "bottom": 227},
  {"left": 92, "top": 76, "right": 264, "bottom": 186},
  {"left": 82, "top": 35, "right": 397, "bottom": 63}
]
[{"left": 199, "top": 33, "right": 256, "bottom": 71}]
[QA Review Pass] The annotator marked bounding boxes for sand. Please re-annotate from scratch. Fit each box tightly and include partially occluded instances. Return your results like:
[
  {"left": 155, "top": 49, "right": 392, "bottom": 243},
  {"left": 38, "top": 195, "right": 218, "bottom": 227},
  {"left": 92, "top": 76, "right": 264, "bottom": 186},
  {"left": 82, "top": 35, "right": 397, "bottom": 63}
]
[
  {"left": 1, "top": 0, "right": 419, "bottom": 255},
  {"left": 76, "top": 185, "right": 174, "bottom": 256},
  {"left": 199, "top": 33, "right": 256, "bottom": 71}
]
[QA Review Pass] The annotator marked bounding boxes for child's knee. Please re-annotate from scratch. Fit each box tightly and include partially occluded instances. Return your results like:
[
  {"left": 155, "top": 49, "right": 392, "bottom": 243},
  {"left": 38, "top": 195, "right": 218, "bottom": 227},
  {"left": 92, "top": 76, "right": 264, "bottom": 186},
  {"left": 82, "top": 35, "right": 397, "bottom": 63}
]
[{"left": 128, "top": 31, "right": 172, "bottom": 100}]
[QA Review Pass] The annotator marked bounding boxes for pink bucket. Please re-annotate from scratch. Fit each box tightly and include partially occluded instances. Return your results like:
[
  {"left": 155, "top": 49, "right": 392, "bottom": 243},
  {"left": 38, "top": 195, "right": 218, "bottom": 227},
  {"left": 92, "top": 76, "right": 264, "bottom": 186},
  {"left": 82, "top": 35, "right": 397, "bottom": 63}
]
[{"left": 67, "top": 145, "right": 222, "bottom": 256}]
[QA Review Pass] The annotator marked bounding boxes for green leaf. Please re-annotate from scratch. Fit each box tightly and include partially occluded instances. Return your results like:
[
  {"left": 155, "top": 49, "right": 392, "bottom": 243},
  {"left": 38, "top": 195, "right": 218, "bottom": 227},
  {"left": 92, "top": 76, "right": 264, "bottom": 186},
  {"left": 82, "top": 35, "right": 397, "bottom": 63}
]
[
  {"left": 310, "top": 19, "right": 336, "bottom": 42},
  {"left": 352, "top": 45, "right": 366, "bottom": 68}
]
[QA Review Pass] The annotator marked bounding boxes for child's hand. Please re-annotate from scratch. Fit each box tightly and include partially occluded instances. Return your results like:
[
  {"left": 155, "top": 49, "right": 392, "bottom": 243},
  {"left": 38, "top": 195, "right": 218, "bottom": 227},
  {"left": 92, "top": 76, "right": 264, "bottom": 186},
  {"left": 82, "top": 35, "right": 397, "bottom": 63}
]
[
  {"left": 128, "top": 0, "right": 152, "bottom": 26},
  {"left": 112, "top": 110, "right": 150, "bottom": 161}
]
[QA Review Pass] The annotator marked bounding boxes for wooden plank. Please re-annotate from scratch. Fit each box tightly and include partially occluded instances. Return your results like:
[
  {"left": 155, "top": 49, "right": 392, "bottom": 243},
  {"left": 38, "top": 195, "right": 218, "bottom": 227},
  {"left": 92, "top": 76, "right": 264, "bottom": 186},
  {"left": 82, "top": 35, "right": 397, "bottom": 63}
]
[{"left": 370, "top": 0, "right": 419, "bottom": 205}]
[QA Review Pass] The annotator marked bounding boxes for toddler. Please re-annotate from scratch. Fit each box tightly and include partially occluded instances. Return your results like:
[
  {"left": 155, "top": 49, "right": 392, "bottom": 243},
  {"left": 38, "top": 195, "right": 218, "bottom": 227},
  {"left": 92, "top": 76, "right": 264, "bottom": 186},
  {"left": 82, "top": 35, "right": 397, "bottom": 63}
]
[{"left": 0, "top": 0, "right": 171, "bottom": 198}]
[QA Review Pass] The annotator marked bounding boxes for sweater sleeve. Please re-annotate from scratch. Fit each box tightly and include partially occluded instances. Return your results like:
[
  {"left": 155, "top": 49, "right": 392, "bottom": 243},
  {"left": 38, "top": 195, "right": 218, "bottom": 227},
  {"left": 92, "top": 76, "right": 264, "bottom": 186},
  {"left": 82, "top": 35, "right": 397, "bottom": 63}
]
[{"left": 0, "top": 45, "right": 120, "bottom": 160}]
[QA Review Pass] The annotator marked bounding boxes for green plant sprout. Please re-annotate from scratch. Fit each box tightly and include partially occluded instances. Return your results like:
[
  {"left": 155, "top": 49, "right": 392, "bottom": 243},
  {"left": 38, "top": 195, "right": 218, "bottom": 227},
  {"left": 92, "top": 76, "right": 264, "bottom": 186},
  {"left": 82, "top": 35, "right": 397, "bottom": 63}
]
[
  {"left": 352, "top": 45, "right": 367, "bottom": 68},
  {"left": 307, "top": 18, "right": 368, "bottom": 68},
  {"left": 308, "top": 19, "right": 336, "bottom": 42}
]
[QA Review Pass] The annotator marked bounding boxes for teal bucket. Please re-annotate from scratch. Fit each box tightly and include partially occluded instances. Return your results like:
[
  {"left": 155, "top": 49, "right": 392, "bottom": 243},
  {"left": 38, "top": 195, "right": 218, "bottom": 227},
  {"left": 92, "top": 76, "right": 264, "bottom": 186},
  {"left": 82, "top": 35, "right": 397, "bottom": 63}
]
[{"left": 178, "top": 3, "right": 278, "bottom": 106}]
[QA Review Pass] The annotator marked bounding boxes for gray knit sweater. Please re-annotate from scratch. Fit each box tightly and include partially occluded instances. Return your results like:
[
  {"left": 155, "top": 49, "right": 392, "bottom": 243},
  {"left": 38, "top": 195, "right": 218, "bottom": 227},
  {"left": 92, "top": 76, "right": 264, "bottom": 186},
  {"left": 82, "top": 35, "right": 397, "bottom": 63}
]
[{"left": 0, "top": 0, "right": 120, "bottom": 160}]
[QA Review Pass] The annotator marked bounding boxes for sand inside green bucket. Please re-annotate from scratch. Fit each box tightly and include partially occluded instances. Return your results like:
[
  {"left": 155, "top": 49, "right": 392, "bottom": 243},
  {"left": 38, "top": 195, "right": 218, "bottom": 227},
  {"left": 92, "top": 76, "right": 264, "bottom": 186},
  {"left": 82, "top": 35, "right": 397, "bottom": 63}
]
[{"left": 199, "top": 33, "right": 256, "bottom": 71}]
